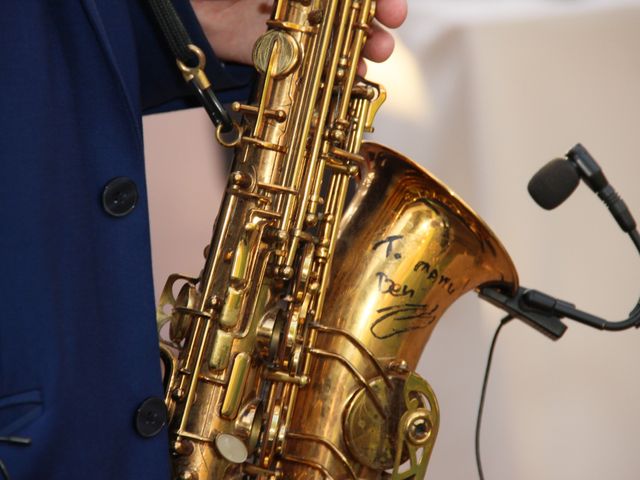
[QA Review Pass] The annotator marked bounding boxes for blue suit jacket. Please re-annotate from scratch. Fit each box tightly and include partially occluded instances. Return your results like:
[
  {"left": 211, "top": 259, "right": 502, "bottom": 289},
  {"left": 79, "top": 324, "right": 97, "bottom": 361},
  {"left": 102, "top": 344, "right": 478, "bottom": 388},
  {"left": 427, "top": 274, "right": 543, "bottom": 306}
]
[{"left": 0, "top": 2, "right": 251, "bottom": 478}]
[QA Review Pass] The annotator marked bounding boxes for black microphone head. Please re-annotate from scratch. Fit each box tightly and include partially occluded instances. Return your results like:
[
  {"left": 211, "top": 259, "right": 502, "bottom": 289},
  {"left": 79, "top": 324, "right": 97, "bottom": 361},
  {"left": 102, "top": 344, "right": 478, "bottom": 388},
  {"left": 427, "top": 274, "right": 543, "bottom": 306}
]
[{"left": 527, "top": 158, "right": 580, "bottom": 210}]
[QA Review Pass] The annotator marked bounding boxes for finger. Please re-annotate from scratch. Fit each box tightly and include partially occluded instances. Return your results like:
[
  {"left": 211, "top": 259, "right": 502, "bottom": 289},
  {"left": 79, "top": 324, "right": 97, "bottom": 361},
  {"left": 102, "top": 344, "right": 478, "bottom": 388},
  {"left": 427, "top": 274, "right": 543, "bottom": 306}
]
[
  {"left": 362, "top": 23, "right": 395, "bottom": 63},
  {"left": 192, "top": 0, "right": 269, "bottom": 64},
  {"left": 375, "top": 0, "right": 408, "bottom": 29},
  {"left": 357, "top": 59, "right": 367, "bottom": 77}
]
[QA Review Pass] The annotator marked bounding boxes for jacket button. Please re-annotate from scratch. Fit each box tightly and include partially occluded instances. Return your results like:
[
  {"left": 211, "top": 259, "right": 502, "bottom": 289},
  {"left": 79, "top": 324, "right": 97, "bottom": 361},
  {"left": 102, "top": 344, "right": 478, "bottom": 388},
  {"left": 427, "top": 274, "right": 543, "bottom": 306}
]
[
  {"left": 102, "top": 177, "right": 138, "bottom": 217},
  {"left": 135, "top": 397, "right": 167, "bottom": 438}
]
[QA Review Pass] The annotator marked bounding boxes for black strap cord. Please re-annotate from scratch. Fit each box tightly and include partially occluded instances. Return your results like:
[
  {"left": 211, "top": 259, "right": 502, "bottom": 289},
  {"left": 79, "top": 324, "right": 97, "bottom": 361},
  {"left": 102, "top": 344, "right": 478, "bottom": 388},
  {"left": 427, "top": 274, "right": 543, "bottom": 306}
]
[
  {"left": 146, "top": 0, "right": 197, "bottom": 67},
  {"left": 475, "top": 315, "right": 513, "bottom": 480},
  {"left": 146, "top": 0, "right": 234, "bottom": 132}
]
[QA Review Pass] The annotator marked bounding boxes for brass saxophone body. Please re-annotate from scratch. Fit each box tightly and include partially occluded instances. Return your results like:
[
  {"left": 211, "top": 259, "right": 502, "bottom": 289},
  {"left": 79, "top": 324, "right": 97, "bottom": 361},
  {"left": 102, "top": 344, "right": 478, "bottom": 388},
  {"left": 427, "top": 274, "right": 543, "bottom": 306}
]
[{"left": 157, "top": 1, "right": 518, "bottom": 479}]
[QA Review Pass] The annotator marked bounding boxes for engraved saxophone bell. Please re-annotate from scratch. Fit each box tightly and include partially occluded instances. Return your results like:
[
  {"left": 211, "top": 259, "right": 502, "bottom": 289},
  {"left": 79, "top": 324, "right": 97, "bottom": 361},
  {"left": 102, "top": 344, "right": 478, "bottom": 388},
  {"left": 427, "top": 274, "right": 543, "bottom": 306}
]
[{"left": 282, "top": 142, "right": 518, "bottom": 479}]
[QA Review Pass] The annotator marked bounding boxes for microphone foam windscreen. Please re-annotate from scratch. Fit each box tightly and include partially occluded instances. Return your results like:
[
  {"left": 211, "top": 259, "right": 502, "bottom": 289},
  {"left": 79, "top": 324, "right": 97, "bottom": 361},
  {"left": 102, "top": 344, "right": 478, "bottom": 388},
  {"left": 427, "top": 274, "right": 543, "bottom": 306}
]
[{"left": 528, "top": 158, "right": 580, "bottom": 210}]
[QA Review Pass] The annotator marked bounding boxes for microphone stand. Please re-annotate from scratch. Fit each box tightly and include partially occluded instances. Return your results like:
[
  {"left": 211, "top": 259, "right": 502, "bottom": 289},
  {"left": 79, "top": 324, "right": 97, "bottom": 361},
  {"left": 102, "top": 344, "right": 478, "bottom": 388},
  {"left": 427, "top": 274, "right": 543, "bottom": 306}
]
[{"left": 479, "top": 144, "right": 640, "bottom": 340}]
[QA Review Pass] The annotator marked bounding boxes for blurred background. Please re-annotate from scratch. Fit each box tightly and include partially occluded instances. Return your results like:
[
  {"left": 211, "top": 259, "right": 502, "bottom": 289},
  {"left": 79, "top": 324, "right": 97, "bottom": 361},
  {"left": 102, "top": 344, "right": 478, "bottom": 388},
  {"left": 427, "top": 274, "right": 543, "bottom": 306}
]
[{"left": 144, "top": 1, "right": 640, "bottom": 478}]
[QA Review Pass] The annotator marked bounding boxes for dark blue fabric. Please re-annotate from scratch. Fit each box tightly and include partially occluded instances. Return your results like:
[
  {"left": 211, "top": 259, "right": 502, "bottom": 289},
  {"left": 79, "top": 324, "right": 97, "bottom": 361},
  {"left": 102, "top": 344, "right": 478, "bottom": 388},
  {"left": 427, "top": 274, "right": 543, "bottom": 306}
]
[{"left": 0, "top": 2, "right": 251, "bottom": 478}]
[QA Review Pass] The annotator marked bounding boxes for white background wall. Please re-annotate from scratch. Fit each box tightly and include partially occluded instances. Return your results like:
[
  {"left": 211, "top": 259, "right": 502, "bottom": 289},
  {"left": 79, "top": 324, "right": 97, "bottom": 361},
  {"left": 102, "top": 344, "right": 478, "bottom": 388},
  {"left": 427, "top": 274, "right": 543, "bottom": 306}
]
[{"left": 144, "top": 1, "right": 640, "bottom": 478}]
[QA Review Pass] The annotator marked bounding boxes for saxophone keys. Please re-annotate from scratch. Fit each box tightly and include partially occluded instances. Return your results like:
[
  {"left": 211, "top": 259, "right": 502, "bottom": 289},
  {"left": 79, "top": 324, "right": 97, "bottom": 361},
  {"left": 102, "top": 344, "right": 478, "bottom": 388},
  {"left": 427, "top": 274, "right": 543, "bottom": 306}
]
[
  {"left": 221, "top": 353, "right": 251, "bottom": 419},
  {"left": 265, "top": 371, "right": 310, "bottom": 387},
  {"left": 288, "top": 345, "right": 304, "bottom": 374},
  {"left": 265, "top": 405, "right": 287, "bottom": 450},
  {"left": 265, "top": 405, "right": 281, "bottom": 446},
  {"left": 218, "top": 287, "right": 243, "bottom": 328},
  {"left": 214, "top": 433, "right": 249, "bottom": 465},
  {"left": 362, "top": 81, "right": 387, "bottom": 131},
  {"left": 209, "top": 330, "right": 234, "bottom": 371},
  {"left": 169, "top": 283, "right": 199, "bottom": 343},
  {"left": 263, "top": 226, "right": 288, "bottom": 243},
  {"left": 252, "top": 30, "right": 300, "bottom": 79},
  {"left": 342, "top": 376, "right": 407, "bottom": 471},
  {"left": 329, "top": 145, "right": 365, "bottom": 165},
  {"left": 351, "top": 85, "right": 376, "bottom": 100},
  {"left": 257, "top": 310, "right": 285, "bottom": 362},
  {"left": 235, "top": 401, "right": 264, "bottom": 453},
  {"left": 231, "top": 102, "right": 287, "bottom": 123}
]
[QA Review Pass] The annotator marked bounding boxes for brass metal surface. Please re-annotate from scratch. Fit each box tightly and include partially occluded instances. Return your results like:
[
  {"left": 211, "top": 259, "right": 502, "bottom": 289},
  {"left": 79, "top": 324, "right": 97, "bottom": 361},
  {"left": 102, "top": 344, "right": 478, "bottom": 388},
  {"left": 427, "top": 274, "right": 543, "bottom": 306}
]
[
  {"left": 252, "top": 30, "right": 300, "bottom": 78},
  {"left": 176, "top": 45, "right": 208, "bottom": 87},
  {"left": 221, "top": 353, "right": 251, "bottom": 418},
  {"left": 160, "top": 1, "right": 519, "bottom": 479},
  {"left": 343, "top": 376, "right": 405, "bottom": 470}
]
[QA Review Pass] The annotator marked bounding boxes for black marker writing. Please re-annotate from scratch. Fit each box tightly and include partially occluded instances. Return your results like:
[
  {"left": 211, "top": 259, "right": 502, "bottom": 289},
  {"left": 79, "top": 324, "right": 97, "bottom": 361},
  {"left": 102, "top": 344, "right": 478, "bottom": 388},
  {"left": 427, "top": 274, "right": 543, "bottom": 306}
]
[
  {"left": 370, "top": 303, "right": 440, "bottom": 339},
  {"left": 375, "top": 272, "right": 415, "bottom": 298},
  {"left": 373, "top": 235, "right": 403, "bottom": 260},
  {"left": 414, "top": 261, "right": 456, "bottom": 295}
]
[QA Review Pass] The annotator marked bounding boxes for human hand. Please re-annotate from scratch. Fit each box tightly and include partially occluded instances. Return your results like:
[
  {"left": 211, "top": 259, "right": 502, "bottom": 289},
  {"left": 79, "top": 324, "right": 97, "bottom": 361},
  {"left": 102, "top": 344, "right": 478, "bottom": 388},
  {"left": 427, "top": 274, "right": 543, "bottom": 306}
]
[{"left": 191, "top": 0, "right": 408, "bottom": 65}]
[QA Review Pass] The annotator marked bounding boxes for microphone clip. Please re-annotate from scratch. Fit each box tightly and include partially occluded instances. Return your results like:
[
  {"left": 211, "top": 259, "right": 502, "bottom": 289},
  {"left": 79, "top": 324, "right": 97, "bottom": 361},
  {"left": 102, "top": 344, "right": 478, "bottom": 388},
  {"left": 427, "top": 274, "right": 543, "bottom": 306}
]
[{"left": 479, "top": 286, "right": 567, "bottom": 340}]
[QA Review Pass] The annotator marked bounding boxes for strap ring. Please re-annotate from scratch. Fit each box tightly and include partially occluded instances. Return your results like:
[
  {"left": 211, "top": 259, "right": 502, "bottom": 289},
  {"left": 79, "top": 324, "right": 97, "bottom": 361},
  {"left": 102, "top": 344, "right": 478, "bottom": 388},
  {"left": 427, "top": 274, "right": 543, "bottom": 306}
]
[
  {"left": 176, "top": 44, "right": 206, "bottom": 74},
  {"left": 216, "top": 122, "right": 242, "bottom": 148}
]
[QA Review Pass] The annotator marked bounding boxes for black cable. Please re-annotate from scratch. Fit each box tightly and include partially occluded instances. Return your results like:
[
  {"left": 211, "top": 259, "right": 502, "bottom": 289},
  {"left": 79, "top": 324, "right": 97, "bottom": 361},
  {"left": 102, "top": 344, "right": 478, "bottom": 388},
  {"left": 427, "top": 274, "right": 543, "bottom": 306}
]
[
  {"left": 475, "top": 315, "right": 513, "bottom": 480},
  {"left": 630, "top": 230, "right": 640, "bottom": 256}
]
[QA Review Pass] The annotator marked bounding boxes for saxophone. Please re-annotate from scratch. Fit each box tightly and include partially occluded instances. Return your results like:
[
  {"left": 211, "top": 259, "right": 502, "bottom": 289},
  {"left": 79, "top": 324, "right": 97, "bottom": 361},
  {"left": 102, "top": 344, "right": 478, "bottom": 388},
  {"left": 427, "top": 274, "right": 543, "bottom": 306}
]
[{"left": 157, "top": 1, "right": 519, "bottom": 478}]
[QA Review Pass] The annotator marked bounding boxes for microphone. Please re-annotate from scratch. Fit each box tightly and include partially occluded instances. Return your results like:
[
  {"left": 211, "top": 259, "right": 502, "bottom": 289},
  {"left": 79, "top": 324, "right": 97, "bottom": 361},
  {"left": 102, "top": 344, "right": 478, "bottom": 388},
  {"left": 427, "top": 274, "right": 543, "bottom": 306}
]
[
  {"left": 481, "top": 143, "right": 640, "bottom": 338},
  {"left": 528, "top": 143, "right": 637, "bottom": 233},
  {"left": 527, "top": 158, "right": 580, "bottom": 210}
]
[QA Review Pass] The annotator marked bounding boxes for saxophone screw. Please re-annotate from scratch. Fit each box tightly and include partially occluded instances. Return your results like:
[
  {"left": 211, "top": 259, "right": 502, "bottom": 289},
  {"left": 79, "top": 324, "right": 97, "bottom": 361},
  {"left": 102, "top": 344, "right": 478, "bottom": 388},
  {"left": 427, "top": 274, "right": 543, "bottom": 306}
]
[
  {"left": 308, "top": 9, "right": 323, "bottom": 25},
  {"left": 278, "top": 266, "right": 294, "bottom": 280},
  {"left": 176, "top": 470, "right": 198, "bottom": 480},
  {"left": 230, "top": 171, "right": 252, "bottom": 188},
  {"left": 407, "top": 416, "right": 432, "bottom": 446},
  {"left": 171, "top": 388, "right": 186, "bottom": 401},
  {"left": 265, "top": 227, "right": 288, "bottom": 243},
  {"left": 305, "top": 213, "right": 318, "bottom": 226},
  {"left": 330, "top": 128, "right": 346, "bottom": 144},
  {"left": 388, "top": 359, "right": 409, "bottom": 373},
  {"left": 171, "top": 439, "right": 195, "bottom": 457},
  {"left": 210, "top": 295, "right": 223, "bottom": 310}
]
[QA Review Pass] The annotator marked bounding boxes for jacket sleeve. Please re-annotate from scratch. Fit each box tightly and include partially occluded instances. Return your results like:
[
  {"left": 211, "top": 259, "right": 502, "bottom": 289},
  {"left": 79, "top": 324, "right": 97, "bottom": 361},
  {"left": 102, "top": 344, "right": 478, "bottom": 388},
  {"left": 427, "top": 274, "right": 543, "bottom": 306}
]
[{"left": 130, "top": 0, "right": 254, "bottom": 114}]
